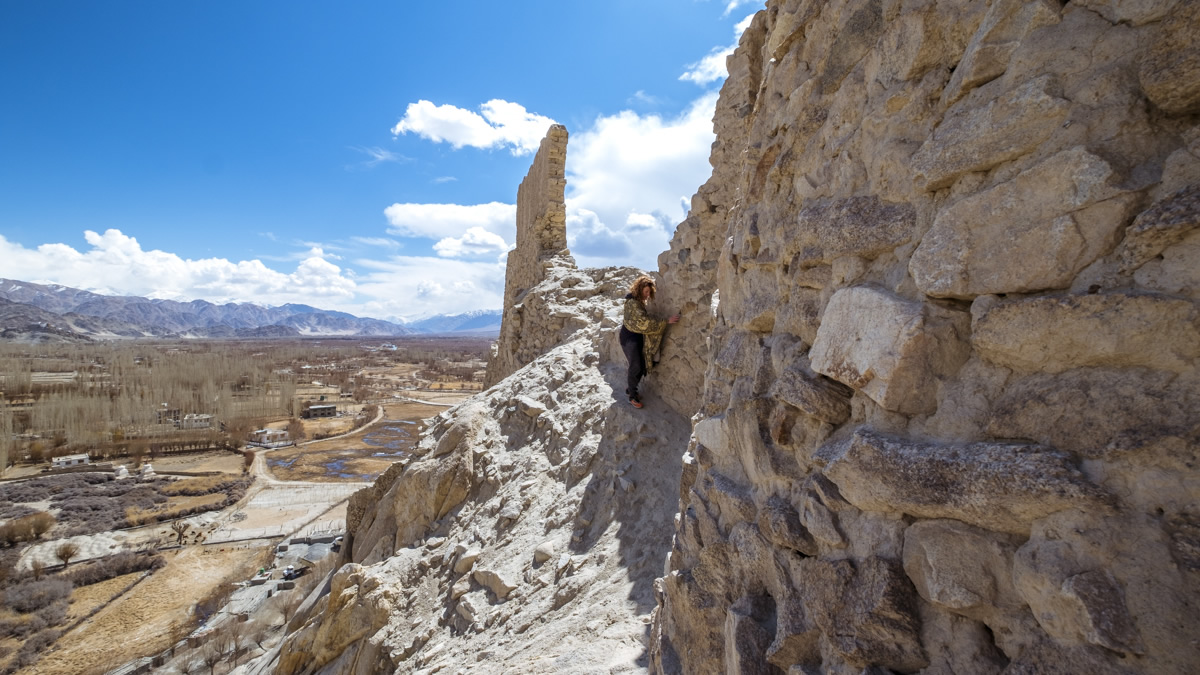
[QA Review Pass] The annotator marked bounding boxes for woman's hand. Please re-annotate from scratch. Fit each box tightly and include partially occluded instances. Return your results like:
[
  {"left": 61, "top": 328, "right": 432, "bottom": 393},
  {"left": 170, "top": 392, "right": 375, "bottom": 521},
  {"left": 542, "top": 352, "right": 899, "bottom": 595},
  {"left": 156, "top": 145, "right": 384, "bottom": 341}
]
[{"left": 668, "top": 315, "right": 680, "bottom": 324}]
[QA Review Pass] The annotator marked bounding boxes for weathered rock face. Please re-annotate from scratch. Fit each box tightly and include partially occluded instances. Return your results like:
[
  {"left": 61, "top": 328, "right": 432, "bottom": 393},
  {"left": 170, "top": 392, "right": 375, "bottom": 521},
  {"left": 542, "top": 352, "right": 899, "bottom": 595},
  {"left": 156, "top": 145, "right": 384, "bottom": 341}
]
[{"left": 651, "top": 0, "right": 1200, "bottom": 673}]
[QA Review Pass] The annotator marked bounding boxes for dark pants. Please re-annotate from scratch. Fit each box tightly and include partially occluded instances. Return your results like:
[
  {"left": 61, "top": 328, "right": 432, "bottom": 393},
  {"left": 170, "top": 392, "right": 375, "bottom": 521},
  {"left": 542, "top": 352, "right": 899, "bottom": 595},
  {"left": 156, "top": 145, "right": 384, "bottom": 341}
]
[{"left": 620, "top": 327, "right": 645, "bottom": 398}]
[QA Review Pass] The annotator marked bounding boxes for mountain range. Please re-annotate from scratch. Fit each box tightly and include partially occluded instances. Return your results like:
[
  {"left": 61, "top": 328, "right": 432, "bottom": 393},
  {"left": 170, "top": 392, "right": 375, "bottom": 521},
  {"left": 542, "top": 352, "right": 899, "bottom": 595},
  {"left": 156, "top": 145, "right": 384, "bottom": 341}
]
[{"left": 0, "top": 278, "right": 501, "bottom": 342}]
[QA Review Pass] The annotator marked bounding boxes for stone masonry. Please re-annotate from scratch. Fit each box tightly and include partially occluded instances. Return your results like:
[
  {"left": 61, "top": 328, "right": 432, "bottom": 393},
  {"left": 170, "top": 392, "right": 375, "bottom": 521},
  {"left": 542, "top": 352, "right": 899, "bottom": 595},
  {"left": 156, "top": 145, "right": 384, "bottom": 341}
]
[
  {"left": 485, "top": 124, "right": 574, "bottom": 388},
  {"left": 649, "top": 1, "right": 1200, "bottom": 673}
]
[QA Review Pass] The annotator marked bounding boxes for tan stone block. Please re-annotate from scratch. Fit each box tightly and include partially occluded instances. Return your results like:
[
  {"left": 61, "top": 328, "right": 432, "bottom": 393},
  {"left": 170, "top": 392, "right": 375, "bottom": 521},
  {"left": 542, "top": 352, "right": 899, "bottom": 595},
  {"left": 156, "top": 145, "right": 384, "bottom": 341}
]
[
  {"left": 818, "top": 428, "right": 1111, "bottom": 534},
  {"left": 971, "top": 292, "right": 1200, "bottom": 373},
  {"left": 942, "top": 0, "right": 1062, "bottom": 104},
  {"left": 1138, "top": 0, "right": 1200, "bottom": 115},
  {"left": 911, "top": 75, "right": 1070, "bottom": 190},
  {"left": 911, "top": 147, "right": 1135, "bottom": 298},
  {"left": 810, "top": 286, "right": 970, "bottom": 414}
]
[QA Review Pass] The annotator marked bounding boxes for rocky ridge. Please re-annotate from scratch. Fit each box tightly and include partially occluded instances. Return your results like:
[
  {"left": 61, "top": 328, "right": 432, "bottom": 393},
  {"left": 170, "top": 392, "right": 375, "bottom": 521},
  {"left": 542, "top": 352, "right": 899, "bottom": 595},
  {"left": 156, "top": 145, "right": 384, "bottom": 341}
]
[
  {"left": 0, "top": 278, "right": 416, "bottom": 338},
  {"left": 252, "top": 125, "right": 697, "bottom": 674},
  {"left": 256, "top": 0, "right": 1199, "bottom": 673}
]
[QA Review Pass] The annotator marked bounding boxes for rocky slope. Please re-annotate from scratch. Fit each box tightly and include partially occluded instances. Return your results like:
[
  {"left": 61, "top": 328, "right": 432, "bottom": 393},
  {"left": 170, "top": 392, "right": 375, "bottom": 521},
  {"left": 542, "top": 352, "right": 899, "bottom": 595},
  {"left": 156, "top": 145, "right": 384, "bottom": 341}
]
[
  {"left": 248, "top": 127, "right": 698, "bottom": 674},
  {"left": 258, "top": 0, "right": 1199, "bottom": 673}
]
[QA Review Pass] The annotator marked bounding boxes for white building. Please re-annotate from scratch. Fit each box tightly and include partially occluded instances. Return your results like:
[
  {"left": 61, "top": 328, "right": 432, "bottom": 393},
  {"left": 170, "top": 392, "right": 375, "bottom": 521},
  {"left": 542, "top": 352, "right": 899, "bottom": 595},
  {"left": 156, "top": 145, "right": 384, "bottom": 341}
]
[
  {"left": 248, "top": 428, "right": 291, "bottom": 448},
  {"left": 51, "top": 453, "right": 91, "bottom": 469},
  {"left": 176, "top": 413, "right": 214, "bottom": 430}
]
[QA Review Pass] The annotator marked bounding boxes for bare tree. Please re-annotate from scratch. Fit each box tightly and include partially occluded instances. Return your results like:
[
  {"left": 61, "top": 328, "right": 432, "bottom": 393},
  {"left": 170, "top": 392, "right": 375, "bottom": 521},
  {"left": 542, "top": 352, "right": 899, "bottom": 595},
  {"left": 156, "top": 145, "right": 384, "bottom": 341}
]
[
  {"left": 31, "top": 559, "right": 45, "bottom": 581},
  {"left": 55, "top": 541, "right": 81, "bottom": 567},
  {"left": 171, "top": 520, "right": 189, "bottom": 546},
  {"left": 201, "top": 641, "right": 223, "bottom": 674},
  {"left": 286, "top": 419, "right": 305, "bottom": 444},
  {"left": 271, "top": 591, "right": 303, "bottom": 626},
  {"left": 129, "top": 440, "right": 148, "bottom": 466},
  {"left": 245, "top": 618, "right": 272, "bottom": 650},
  {"left": 224, "top": 620, "right": 247, "bottom": 666},
  {"left": 242, "top": 450, "right": 255, "bottom": 474}
]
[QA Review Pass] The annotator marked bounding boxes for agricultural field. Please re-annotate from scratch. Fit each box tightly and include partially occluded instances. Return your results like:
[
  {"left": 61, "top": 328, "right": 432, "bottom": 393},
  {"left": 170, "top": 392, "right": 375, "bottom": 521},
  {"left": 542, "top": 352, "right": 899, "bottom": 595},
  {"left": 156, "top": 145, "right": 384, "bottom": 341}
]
[
  {"left": 0, "top": 336, "right": 492, "bottom": 474},
  {"left": 266, "top": 399, "right": 462, "bottom": 482},
  {"left": 0, "top": 336, "right": 490, "bottom": 671}
]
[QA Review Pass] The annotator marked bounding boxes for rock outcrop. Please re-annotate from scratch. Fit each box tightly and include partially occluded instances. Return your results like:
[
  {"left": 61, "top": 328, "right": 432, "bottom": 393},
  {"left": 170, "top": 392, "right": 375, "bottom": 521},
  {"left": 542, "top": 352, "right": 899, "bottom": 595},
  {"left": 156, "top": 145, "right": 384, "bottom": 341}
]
[
  {"left": 650, "top": 1, "right": 1199, "bottom": 673},
  {"left": 260, "top": 1, "right": 1199, "bottom": 673},
  {"left": 484, "top": 124, "right": 575, "bottom": 388}
]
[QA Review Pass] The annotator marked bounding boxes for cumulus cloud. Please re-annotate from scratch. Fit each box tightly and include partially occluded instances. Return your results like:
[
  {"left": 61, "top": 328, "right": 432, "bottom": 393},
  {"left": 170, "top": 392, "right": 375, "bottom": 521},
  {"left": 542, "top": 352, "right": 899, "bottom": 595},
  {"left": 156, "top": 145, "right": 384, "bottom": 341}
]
[
  {"left": 681, "top": 12, "right": 757, "bottom": 85},
  {"left": 0, "top": 230, "right": 357, "bottom": 305},
  {"left": 433, "top": 227, "right": 511, "bottom": 258},
  {"left": 564, "top": 92, "right": 718, "bottom": 269},
  {"left": 567, "top": 209, "right": 634, "bottom": 259},
  {"left": 391, "top": 99, "right": 557, "bottom": 156},
  {"left": 681, "top": 46, "right": 735, "bottom": 85},
  {"left": 383, "top": 201, "right": 516, "bottom": 243},
  {"left": 301, "top": 246, "right": 342, "bottom": 261}
]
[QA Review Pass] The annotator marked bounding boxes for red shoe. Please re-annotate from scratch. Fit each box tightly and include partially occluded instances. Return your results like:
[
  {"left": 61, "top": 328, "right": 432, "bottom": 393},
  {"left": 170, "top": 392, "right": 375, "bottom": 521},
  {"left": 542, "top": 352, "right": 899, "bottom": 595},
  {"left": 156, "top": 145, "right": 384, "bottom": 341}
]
[{"left": 629, "top": 397, "right": 644, "bottom": 409}]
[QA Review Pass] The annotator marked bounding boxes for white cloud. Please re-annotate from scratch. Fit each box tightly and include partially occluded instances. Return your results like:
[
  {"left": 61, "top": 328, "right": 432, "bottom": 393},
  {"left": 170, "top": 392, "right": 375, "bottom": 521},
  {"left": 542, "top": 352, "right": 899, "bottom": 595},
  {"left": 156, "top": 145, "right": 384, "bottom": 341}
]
[
  {"left": 564, "top": 92, "right": 718, "bottom": 269},
  {"left": 629, "top": 90, "right": 661, "bottom": 106},
  {"left": 0, "top": 230, "right": 356, "bottom": 306},
  {"left": 734, "top": 12, "right": 756, "bottom": 34},
  {"left": 566, "top": 209, "right": 634, "bottom": 259},
  {"left": 432, "top": 176, "right": 458, "bottom": 184},
  {"left": 681, "top": 12, "right": 757, "bottom": 85},
  {"left": 722, "top": 0, "right": 761, "bottom": 17},
  {"left": 353, "top": 255, "right": 506, "bottom": 320},
  {"left": 302, "top": 246, "right": 341, "bottom": 261},
  {"left": 351, "top": 236, "right": 402, "bottom": 249},
  {"left": 626, "top": 212, "right": 663, "bottom": 232},
  {"left": 416, "top": 280, "right": 444, "bottom": 297},
  {"left": 383, "top": 201, "right": 516, "bottom": 243},
  {"left": 0, "top": 230, "right": 510, "bottom": 321},
  {"left": 391, "top": 99, "right": 558, "bottom": 156},
  {"left": 681, "top": 46, "right": 735, "bottom": 85},
  {"left": 350, "top": 146, "right": 404, "bottom": 168},
  {"left": 433, "top": 227, "right": 511, "bottom": 258}
]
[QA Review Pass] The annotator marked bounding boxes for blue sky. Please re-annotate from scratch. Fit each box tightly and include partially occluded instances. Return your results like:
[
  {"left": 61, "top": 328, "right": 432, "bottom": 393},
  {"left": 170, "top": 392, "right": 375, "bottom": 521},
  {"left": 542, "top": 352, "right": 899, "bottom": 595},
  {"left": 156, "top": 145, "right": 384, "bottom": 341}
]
[{"left": 0, "top": 1, "right": 759, "bottom": 320}]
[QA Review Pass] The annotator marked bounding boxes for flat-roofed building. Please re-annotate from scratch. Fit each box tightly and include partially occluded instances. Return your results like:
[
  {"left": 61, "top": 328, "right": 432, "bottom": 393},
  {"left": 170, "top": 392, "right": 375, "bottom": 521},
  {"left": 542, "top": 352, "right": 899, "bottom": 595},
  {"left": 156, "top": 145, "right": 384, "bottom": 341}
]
[
  {"left": 302, "top": 404, "right": 336, "bottom": 419},
  {"left": 52, "top": 453, "right": 91, "bottom": 468}
]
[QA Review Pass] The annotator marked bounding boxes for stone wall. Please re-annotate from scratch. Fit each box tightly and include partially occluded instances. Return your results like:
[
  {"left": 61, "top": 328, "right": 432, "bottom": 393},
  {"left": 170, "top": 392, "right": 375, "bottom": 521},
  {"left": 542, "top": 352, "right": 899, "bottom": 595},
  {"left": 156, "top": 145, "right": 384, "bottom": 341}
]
[
  {"left": 651, "top": 1, "right": 1200, "bottom": 673},
  {"left": 485, "top": 124, "right": 575, "bottom": 388}
]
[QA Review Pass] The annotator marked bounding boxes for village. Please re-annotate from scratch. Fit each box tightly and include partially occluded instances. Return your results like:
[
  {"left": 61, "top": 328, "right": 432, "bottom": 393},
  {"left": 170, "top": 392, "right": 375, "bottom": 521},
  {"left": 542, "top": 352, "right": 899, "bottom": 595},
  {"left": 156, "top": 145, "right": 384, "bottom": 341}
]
[{"left": 0, "top": 336, "right": 490, "bottom": 674}]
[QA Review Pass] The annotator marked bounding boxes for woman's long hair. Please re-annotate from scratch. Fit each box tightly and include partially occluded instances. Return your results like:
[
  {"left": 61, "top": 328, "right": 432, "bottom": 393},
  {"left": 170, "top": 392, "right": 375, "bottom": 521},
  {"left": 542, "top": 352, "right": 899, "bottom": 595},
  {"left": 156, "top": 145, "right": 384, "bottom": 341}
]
[{"left": 629, "top": 275, "right": 656, "bottom": 301}]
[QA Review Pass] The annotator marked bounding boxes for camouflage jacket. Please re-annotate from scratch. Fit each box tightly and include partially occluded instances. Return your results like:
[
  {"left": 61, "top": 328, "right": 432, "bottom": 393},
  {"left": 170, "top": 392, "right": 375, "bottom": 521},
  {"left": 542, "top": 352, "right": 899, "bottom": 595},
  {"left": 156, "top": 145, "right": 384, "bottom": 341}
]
[{"left": 622, "top": 295, "right": 667, "bottom": 372}]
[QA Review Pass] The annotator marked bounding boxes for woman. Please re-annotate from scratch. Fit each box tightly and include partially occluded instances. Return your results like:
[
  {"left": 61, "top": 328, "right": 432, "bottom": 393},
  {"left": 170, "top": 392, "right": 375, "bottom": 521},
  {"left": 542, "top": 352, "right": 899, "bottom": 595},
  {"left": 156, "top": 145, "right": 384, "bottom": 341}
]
[{"left": 619, "top": 275, "right": 679, "bottom": 408}]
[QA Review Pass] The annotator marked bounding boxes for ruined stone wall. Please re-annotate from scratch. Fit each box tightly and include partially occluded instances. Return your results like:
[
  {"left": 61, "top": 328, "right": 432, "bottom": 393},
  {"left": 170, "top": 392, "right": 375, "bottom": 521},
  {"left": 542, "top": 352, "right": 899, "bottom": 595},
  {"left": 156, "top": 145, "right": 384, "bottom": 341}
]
[
  {"left": 485, "top": 124, "right": 574, "bottom": 387},
  {"left": 652, "top": 1, "right": 1200, "bottom": 673}
]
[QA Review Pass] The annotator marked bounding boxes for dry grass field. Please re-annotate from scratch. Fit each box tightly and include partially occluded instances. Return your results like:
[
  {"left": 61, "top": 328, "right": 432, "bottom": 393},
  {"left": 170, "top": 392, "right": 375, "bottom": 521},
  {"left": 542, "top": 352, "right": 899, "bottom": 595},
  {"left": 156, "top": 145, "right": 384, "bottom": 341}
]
[
  {"left": 0, "top": 337, "right": 492, "bottom": 673},
  {"left": 31, "top": 547, "right": 270, "bottom": 675},
  {"left": 265, "top": 397, "right": 469, "bottom": 482}
]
